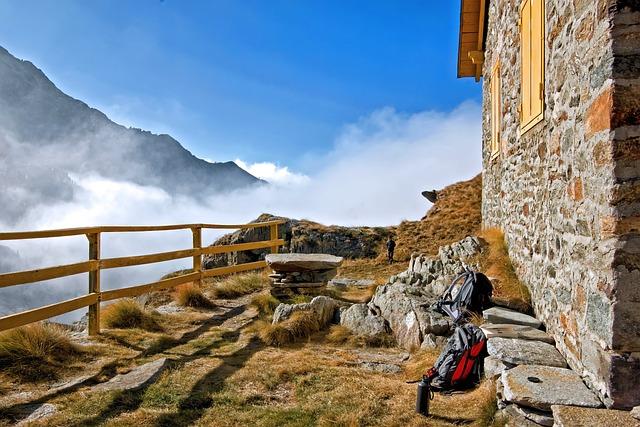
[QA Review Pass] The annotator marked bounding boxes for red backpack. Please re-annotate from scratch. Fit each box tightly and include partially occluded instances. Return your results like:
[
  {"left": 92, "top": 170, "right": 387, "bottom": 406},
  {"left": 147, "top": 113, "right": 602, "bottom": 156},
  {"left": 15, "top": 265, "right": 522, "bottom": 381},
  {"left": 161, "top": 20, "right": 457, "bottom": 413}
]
[{"left": 425, "top": 323, "right": 487, "bottom": 390}]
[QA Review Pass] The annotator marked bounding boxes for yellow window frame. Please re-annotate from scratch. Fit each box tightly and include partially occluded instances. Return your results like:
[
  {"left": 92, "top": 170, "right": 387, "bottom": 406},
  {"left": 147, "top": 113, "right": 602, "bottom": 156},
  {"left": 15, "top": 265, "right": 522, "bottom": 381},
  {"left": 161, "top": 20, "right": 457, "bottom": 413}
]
[
  {"left": 520, "top": 0, "right": 545, "bottom": 133},
  {"left": 490, "top": 61, "right": 502, "bottom": 160}
]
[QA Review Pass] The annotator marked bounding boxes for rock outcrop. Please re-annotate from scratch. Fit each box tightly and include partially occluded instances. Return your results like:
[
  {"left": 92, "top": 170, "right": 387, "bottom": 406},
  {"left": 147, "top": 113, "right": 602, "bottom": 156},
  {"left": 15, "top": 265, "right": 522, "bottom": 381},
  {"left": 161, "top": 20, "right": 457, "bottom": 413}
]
[
  {"left": 339, "top": 236, "right": 485, "bottom": 349},
  {"left": 203, "top": 214, "right": 390, "bottom": 269}
]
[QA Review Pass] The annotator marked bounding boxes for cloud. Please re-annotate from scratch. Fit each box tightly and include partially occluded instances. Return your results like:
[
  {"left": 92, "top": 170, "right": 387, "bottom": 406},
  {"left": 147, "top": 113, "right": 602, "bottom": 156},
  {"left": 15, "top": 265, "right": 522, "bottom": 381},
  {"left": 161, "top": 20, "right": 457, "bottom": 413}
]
[
  {"left": 234, "top": 159, "right": 310, "bottom": 186},
  {"left": 0, "top": 102, "right": 481, "bottom": 321}
]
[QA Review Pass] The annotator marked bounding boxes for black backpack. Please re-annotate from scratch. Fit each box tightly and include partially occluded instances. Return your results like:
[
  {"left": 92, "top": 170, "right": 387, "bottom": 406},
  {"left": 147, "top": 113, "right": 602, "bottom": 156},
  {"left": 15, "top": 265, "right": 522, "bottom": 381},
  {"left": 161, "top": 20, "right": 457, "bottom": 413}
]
[
  {"left": 426, "top": 323, "right": 487, "bottom": 391},
  {"left": 433, "top": 268, "right": 493, "bottom": 323}
]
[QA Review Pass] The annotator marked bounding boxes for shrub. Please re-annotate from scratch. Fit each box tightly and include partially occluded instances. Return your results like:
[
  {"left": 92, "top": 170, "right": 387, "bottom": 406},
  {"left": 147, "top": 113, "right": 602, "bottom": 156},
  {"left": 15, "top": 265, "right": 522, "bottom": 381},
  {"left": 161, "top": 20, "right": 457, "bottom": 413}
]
[
  {"left": 101, "top": 299, "right": 162, "bottom": 331},
  {"left": 211, "top": 272, "right": 268, "bottom": 299},
  {"left": 250, "top": 293, "right": 280, "bottom": 316},
  {"left": 174, "top": 283, "right": 213, "bottom": 309},
  {"left": 0, "top": 322, "right": 83, "bottom": 381},
  {"left": 258, "top": 311, "right": 321, "bottom": 346},
  {"left": 479, "top": 228, "right": 531, "bottom": 312}
]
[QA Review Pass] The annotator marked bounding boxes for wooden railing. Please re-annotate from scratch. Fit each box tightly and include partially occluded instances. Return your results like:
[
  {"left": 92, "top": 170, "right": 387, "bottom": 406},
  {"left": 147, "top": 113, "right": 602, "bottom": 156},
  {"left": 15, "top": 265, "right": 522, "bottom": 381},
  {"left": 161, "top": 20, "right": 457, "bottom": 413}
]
[{"left": 0, "top": 220, "right": 285, "bottom": 335}]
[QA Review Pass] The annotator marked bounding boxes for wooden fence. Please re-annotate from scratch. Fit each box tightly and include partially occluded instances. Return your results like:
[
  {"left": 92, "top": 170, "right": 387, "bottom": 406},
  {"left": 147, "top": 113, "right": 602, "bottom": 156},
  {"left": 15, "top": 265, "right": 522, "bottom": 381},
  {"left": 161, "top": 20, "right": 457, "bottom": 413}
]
[{"left": 0, "top": 220, "right": 285, "bottom": 335}]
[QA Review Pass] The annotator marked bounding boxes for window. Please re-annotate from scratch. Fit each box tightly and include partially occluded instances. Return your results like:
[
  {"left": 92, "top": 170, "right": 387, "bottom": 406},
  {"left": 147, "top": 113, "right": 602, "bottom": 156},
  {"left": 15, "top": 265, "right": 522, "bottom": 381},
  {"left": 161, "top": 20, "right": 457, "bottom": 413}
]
[
  {"left": 490, "top": 61, "right": 501, "bottom": 158},
  {"left": 520, "top": 0, "right": 545, "bottom": 132}
]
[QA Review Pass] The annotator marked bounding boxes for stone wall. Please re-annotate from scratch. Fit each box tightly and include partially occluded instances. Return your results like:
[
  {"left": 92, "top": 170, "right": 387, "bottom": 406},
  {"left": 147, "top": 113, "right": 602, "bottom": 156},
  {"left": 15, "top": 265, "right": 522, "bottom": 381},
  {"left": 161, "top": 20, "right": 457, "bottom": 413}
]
[{"left": 481, "top": 0, "right": 639, "bottom": 408}]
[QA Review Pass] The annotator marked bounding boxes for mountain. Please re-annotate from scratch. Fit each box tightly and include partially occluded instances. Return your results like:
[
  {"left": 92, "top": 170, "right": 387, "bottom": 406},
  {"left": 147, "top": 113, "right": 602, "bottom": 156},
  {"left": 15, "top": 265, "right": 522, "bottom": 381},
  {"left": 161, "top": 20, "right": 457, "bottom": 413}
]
[{"left": 0, "top": 46, "right": 263, "bottom": 224}]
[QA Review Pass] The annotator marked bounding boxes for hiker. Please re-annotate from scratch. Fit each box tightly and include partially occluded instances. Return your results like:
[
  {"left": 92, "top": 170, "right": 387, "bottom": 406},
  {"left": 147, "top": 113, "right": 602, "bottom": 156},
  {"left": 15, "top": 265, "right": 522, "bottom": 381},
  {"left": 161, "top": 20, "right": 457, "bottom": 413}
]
[{"left": 386, "top": 236, "right": 396, "bottom": 264}]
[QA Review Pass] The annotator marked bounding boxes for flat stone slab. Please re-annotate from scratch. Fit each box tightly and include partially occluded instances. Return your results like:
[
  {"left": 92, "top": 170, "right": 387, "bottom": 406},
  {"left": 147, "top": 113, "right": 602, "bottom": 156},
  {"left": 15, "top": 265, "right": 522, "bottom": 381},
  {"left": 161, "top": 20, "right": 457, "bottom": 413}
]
[
  {"left": 552, "top": 405, "right": 640, "bottom": 427},
  {"left": 15, "top": 403, "right": 57, "bottom": 426},
  {"left": 487, "top": 337, "right": 567, "bottom": 368},
  {"left": 501, "top": 365, "right": 602, "bottom": 411},
  {"left": 483, "top": 307, "right": 542, "bottom": 329},
  {"left": 265, "top": 253, "right": 344, "bottom": 272},
  {"left": 481, "top": 323, "right": 554, "bottom": 344},
  {"left": 514, "top": 405, "right": 554, "bottom": 426},
  {"left": 484, "top": 355, "right": 514, "bottom": 379},
  {"left": 92, "top": 358, "right": 169, "bottom": 392}
]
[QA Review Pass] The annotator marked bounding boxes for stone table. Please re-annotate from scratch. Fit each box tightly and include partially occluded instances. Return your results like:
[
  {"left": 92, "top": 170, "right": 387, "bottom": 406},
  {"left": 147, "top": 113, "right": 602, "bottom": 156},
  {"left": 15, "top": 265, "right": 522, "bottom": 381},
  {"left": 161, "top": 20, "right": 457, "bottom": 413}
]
[{"left": 265, "top": 253, "right": 343, "bottom": 296}]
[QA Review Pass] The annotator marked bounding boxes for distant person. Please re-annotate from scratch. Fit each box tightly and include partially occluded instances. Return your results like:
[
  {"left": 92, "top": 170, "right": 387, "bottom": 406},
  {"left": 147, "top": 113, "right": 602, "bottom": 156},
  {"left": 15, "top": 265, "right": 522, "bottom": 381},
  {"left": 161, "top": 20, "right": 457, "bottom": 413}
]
[{"left": 386, "top": 236, "right": 396, "bottom": 264}]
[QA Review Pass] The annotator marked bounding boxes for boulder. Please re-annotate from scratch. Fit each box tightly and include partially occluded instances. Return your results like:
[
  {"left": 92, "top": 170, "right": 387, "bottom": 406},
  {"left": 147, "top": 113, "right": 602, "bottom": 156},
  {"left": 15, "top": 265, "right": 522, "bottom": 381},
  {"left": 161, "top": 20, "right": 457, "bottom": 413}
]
[
  {"left": 92, "top": 358, "right": 169, "bottom": 392},
  {"left": 484, "top": 355, "right": 515, "bottom": 379},
  {"left": 551, "top": 405, "right": 640, "bottom": 427},
  {"left": 487, "top": 337, "right": 567, "bottom": 368},
  {"left": 369, "top": 282, "right": 451, "bottom": 350},
  {"left": 483, "top": 307, "right": 542, "bottom": 329},
  {"left": 420, "top": 333, "right": 448, "bottom": 350},
  {"left": 272, "top": 296, "right": 339, "bottom": 328},
  {"left": 633, "top": 406, "right": 640, "bottom": 420},
  {"left": 340, "top": 304, "right": 390, "bottom": 337},
  {"left": 480, "top": 323, "right": 554, "bottom": 344},
  {"left": 501, "top": 365, "right": 602, "bottom": 411},
  {"left": 265, "top": 253, "right": 344, "bottom": 272}
]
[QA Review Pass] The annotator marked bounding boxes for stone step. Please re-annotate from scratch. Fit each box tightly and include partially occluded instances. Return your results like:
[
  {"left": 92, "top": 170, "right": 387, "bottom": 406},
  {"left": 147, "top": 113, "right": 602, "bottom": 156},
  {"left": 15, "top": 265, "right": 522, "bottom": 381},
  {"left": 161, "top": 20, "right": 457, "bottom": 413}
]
[
  {"left": 483, "top": 306, "right": 542, "bottom": 329},
  {"left": 92, "top": 357, "right": 169, "bottom": 392},
  {"left": 265, "top": 253, "right": 343, "bottom": 271},
  {"left": 487, "top": 337, "right": 567, "bottom": 368},
  {"left": 501, "top": 365, "right": 602, "bottom": 411},
  {"left": 481, "top": 323, "right": 554, "bottom": 344},
  {"left": 551, "top": 405, "right": 640, "bottom": 427}
]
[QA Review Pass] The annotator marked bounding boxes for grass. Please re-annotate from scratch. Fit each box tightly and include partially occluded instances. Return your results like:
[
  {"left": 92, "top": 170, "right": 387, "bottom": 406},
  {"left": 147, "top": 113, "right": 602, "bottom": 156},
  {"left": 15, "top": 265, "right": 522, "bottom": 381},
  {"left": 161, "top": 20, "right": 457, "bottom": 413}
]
[
  {"left": 101, "top": 299, "right": 163, "bottom": 331},
  {"left": 479, "top": 228, "right": 532, "bottom": 312},
  {"left": 210, "top": 272, "right": 269, "bottom": 299},
  {"left": 258, "top": 311, "right": 321, "bottom": 346},
  {"left": 174, "top": 283, "right": 214, "bottom": 309},
  {"left": 0, "top": 323, "right": 85, "bottom": 381},
  {"left": 325, "top": 325, "right": 396, "bottom": 348}
]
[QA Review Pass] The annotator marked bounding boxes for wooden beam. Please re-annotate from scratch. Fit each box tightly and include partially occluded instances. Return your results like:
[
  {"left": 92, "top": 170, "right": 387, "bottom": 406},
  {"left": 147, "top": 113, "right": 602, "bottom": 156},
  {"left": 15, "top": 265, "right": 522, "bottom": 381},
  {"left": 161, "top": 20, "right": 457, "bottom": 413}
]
[
  {"left": 0, "top": 260, "right": 98, "bottom": 288},
  {"left": 192, "top": 227, "right": 202, "bottom": 287},
  {"left": 0, "top": 220, "right": 287, "bottom": 241},
  {"left": 101, "top": 272, "right": 201, "bottom": 302},
  {"left": 202, "top": 261, "right": 268, "bottom": 278},
  {"left": 0, "top": 293, "right": 99, "bottom": 332},
  {"left": 200, "top": 239, "right": 285, "bottom": 255},
  {"left": 87, "top": 233, "right": 101, "bottom": 336},
  {"left": 270, "top": 224, "right": 279, "bottom": 254},
  {"left": 100, "top": 248, "right": 198, "bottom": 270}
]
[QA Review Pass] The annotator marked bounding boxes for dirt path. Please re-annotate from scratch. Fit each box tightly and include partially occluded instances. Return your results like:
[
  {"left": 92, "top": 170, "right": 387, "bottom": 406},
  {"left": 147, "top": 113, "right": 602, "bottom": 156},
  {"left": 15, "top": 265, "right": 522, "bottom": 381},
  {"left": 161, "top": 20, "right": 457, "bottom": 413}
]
[{"left": 0, "top": 291, "right": 495, "bottom": 427}]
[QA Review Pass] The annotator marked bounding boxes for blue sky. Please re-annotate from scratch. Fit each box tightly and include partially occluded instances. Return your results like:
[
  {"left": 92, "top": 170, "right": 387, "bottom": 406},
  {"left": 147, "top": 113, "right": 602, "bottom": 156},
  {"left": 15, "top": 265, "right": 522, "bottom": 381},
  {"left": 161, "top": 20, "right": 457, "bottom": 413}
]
[{"left": 0, "top": 0, "right": 481, "bottom": 172}]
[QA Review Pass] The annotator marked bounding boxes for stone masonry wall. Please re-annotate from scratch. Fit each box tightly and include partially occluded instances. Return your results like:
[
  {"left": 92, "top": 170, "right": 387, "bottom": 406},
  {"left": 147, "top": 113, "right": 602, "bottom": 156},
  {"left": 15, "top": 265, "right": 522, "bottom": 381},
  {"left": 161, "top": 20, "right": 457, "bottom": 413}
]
[{"left": 481, "top": 0, "right": 639, "bottom": 408}]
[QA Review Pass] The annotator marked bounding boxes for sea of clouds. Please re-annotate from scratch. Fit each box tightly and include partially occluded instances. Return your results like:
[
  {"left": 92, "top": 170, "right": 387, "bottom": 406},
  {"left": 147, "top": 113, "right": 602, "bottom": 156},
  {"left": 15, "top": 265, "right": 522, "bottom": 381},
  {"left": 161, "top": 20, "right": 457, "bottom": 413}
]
[{"left": 0, "top": 102, "right": 481, "bottom": 322}]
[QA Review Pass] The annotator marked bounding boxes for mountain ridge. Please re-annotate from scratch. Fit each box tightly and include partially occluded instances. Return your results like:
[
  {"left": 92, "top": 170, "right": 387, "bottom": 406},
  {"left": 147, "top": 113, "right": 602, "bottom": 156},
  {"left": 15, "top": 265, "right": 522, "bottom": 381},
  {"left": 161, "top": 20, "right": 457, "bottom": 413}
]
[{"left": 0, "top": 45, "right": 263, "bottom": 224}]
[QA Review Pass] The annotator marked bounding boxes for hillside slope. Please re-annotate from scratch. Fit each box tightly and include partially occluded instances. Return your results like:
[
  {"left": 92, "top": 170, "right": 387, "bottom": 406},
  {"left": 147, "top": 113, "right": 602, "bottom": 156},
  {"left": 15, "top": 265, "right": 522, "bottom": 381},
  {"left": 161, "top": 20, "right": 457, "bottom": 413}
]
[{"left": 0, "top": 46, "right": 262, "bottom": 224}]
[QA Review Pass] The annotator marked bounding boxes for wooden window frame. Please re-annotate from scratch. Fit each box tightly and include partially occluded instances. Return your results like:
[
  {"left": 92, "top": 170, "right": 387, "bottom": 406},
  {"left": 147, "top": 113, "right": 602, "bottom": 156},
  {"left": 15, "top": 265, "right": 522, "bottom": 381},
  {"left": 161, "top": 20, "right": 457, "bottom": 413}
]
[
  {"left": 490, "top": 60, "right": 502, "bottom": 160},
  {"left": 519, "top": 0, "right": 545, "bottom": 134}
]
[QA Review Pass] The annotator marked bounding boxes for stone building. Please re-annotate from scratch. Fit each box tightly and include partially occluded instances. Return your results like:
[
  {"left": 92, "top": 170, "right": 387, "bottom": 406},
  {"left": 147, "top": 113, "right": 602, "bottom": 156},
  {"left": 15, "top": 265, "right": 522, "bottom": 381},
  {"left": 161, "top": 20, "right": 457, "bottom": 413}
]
[{"left": 457, "top": 0, "right": 639, "bottom": 409}]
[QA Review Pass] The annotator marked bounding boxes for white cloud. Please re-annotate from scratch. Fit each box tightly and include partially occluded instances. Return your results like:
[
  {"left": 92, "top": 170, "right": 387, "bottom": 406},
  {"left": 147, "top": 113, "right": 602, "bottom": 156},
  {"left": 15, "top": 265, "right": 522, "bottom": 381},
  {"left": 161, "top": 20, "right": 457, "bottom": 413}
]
[
  {"left": 234, "top": 159, "right": 310, "bottom": 186},
  {"left": 0, "top": 102, "right": 482, "bottom": 321}
]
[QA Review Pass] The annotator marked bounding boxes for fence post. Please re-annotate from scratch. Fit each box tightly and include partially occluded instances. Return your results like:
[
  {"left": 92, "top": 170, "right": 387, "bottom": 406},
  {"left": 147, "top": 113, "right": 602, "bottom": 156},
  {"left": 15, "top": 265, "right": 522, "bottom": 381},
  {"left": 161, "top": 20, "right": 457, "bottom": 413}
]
[
  {"left": 192, "top": 227, "right": 202, "bottom": 286},
  {"left": 270, "top": 223, "right": 279, "bottom": 254},
  {"left": 87, "top": 232, "right": 101, "bottom": 335}
]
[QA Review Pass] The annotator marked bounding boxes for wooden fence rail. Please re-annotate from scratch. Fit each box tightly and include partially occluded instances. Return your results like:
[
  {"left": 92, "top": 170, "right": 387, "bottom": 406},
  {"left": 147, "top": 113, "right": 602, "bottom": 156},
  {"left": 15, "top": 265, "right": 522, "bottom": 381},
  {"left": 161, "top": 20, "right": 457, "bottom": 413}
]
[{"left": 0, "top": 220, "right": 285, "bottom": 335}]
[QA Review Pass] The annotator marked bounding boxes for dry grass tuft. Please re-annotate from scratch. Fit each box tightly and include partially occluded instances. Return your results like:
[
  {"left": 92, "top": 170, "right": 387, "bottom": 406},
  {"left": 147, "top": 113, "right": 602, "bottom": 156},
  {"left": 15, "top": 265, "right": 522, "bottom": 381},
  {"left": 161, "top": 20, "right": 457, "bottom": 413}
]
[
  {"left": 101, "top": 299, "right": 163, "bottom": 331},
  {"left": 174, "top": 283, "right": 214, "bottom": 309},
  {"left": 250, "top": 292, "right": 280, "bottom": 316},
  {"left": 393, "top": 174, "right": 482, "bottom": 262},
  {"left": 480, "top": 228, "right": 532, "bottom": 312},
  {"left": 258, "top": 311, "right": 321, "bottom": 346},
  {"left": 325, "top": 325, "right": 396, "bottom": 348},
  {"left": 0, "top": 323, "right": 84, "bottom": 381},
  {"left": 474, "top": 381, "right": 502, "bottom": 427},
  {"left": 210, "top": 272, "right": 268, "bottom": 299}
]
